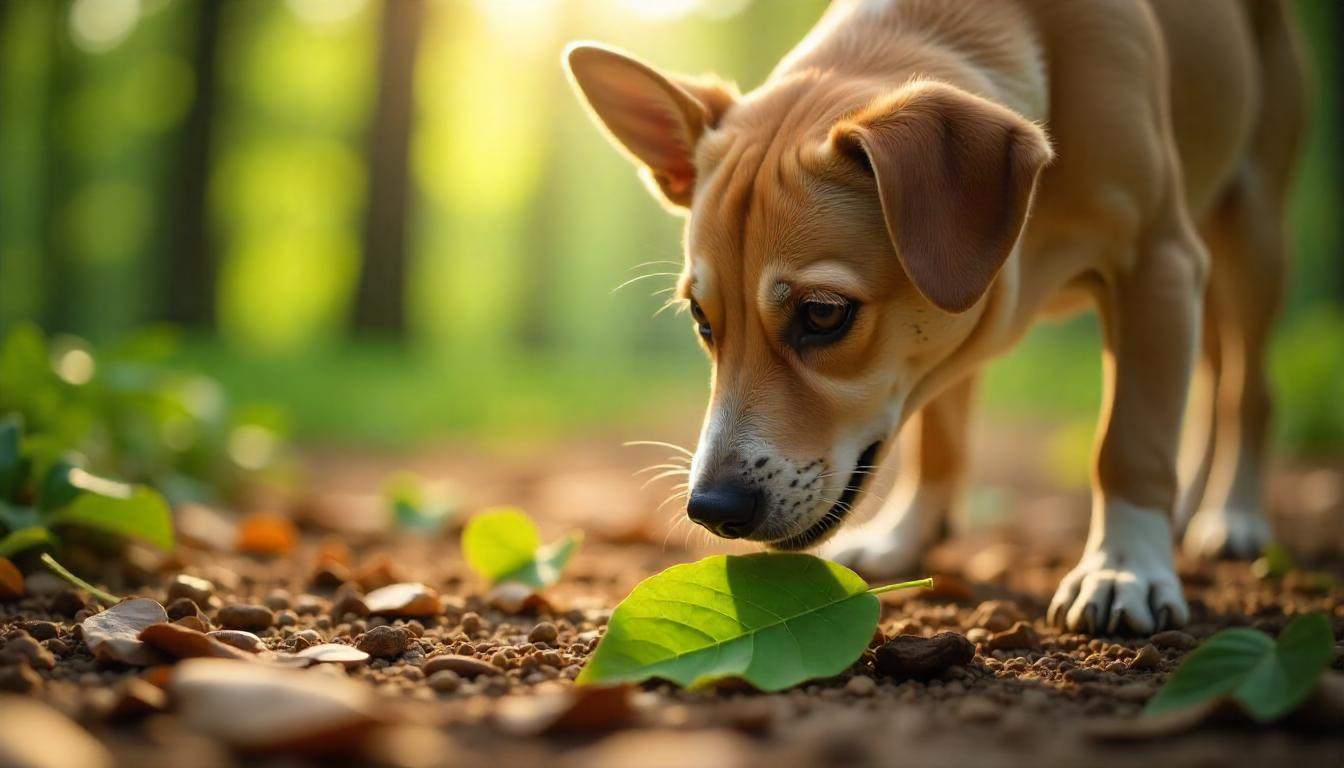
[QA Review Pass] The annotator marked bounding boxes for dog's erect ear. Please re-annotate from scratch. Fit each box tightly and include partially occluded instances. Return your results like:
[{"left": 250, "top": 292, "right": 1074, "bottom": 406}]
[
  {"left": 564, "top": 43, "right": 737, "bottom": 208},
  {"left": 830, "top": 82, "right": 1053, "bottom": 313}
]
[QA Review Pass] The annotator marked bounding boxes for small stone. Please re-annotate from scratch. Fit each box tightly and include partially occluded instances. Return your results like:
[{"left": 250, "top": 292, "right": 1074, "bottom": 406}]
[
  {"left": 527, "top": 622, "right": 559, "bottom": 645},
  {"left": 19, "top": 621, "right": 59, "bottom": 641},
  {"left": 208, "top": 630, "right": 265, "bottom": 653},
  {"left": 173, "top": 615, "right": 209, "bottom": 633},
  {"left": 968, "top": 600, "right": 1025, "bottom": 633},
  {"left": 275, "top": 609, "right": 298, "bottom": 627},
  {"left": 263, "top": 590, "right": 291, "bottom": 611},
  {"left": 874, "top": 633, "right": 975, "bottom": 680},
  {"left": 51, "top": 588, "right": 89, "bottom": 616},
  {"left": 957, "top": 697, "right": 1002, "bottom": 723},
  {"left": 985, "top": 621, "right": 1041, "bottom": 651},
  {"left": 426, "top": 670, "right": 462, "bottom": 693},
  {"left": 1064, "top": 667, "right": 1099, "bottom": 684},
  {"left": 166, "top": 597, "right": 204, "bottom": 621},
  {"left": 355, "top": 625, "right": 411, "bottom": 658},
  {"left": 331, "top": 592, "right": 369, "bottom": 620},
  {"left": 845, "top": 676, "right": 876, "bottom": 696},
  {"left": 167, "top": 575, "right": 215, "bottom": 606},
  {"left": 965, "top": 628, "right": 992, "bottom": 644},
  {"left": 365, "top": 583, "right": 439, "bottom": 617},
  {"left": 2, "top": 634, "right": 56, "bottom": 669},
  {"left": 460, "top": 612, "right": 483, "bottom": 635},
  {"left": 295, "top": 643, "right": 370, "bottom": 667},
  {"left": 1150, "top": 630, "right": 1197, "bottom": 651},
  {"left": 216, "top": 604, "right": 274, "bottom": 632},
  {"left": 0, "top": 662, "right": 41, "bottom": 693},
  {"left": 290, "top": 629, "right": 323, "bottom": 650},
  {"left": 423, "top": 654, "right": 501, "bottom": 679}
]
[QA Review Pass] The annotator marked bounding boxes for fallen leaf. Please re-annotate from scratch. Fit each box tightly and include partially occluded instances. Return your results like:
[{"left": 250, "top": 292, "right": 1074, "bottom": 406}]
[
  {"left": 364, "top": 582, "right": 439, "bottom": 617},
  {"left": 0, "top": 697, "right": 115, "bottom": 768},
  {"left": 295, "top": 643, "right": 370, "bottom": 667},
  {"left": 0, "top": 557, "right": 23, "bottom": 600},
  {"left": 236, "top": 512, "right": 298, "bottom": 556},
  {"left": 170, "top": 658, "right": 379, "bottom": 751},
  {"left": 139, "top": 622, "right": 253, "bottom": 661},
  {"left": 461, "top": 508, "right": 581, "bottom": 589},
  {"left": 80, "top": 598, "right": 170, "bottom": 667},
  {"left": 494, "top": 685, "right": 634, "bottom": 736}
]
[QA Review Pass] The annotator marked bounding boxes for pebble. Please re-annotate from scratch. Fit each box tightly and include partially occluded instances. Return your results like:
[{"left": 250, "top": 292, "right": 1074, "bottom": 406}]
[
  {"left": 332, "top": 592, "right": 370, "bottom": 620},
  {"left": 874, "top": 633, "right": 975, "bottom": 679},
  {"left": 460, "top": 612, "right": 484, "bottom": 635},
  {"left": 423, "top": 654, "right": 501, "bottom": 679},
  {"left": 208, "top": 630, "right": 265, "bottom": 654},
  {"left": 167, "top": 575, "right": 215, "bottom": 606},
  {"left": 1, "top": 634, "right": 56, "bottom": 669},
  {"left": 50, "top": 588, "right": 89, "bottom": 616},
  {"left": 20, "top": 621, "right": 60, "bottom": 641},
  {"left": 969, "top": 600, "right": 1025, "bottom": 633},
  {"left": 355, "top": 625, "right": 411, "bottom": 658},
  {"left": 426, "top": 670, "right": 462, "bottom": 692},
  {"left": 290, "top": 629, "right": 323, "bottom": 650},
  {"left": 527, "top": 622, "right": 558, "bottom": 644},
  {"left": 263, "top": 590, "right": 291, "bottom": 611},
  {"left": 166, "top": 597, "right": 204, "bottom": 622},
  {"left": 985, "top": 622, "right": 1041, "bottom": 652},
  {"left": 1151, "top": 630, "right": 1197, "bottom": 651},
  {"left": 1064, "top": 667, "right": 1098, "bottom": 684},
  {"left": 216, "top": 604, "right": 274, "bottom": 632},
  {"left": 845, "top": 675, "right": 876, "bottom": 696},
  {"left": 956, "top": 697, "right": 1002, "bottom": 723}
]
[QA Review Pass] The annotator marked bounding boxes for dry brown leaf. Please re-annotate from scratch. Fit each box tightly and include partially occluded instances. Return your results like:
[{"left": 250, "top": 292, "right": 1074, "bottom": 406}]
[
  {"left": 80, "top": 598, "right": 170, "bottom": 667},
  {"left": 139, "top": 622, "right": 254, "bottom": 661},
  {"left": 169, "top": 658, "right": 379, "bottom": 751},
  {"left": 0, "top": 558, "right": 24, "bottom": 600},
  {"left": 494, "top": 685, "right": 634, "bottom": 737},
  {"left": 364, "top": 582, "right": 439, "bottom": 617},
  {"left": 236, "top": 512, "right": 298, "bottom": 556},
  {"left": 295, "top": 643, "right": 370, "bottom": 667}
]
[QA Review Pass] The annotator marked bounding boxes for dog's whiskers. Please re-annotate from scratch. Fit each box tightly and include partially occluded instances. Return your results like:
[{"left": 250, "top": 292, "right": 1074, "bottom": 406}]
[
  {"left": 624, "top": 440, "right": 694, "bottom": 458},
  {"left": 610, "top": 272, "right": 680, "bottom": 294}
]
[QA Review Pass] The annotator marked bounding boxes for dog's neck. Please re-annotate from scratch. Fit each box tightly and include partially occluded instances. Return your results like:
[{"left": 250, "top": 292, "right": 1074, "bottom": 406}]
[{"left": 772, "top": 0, "right": 1048, "bottom": 123}]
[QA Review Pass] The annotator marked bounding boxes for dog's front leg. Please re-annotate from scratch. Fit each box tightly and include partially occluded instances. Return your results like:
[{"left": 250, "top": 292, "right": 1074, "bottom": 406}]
[
  {"left": 1048, "top": 223, "right": 1205, "bottom": 634},
  {"left": 829, "top": 375, "right": 975, "bottom": 578}
]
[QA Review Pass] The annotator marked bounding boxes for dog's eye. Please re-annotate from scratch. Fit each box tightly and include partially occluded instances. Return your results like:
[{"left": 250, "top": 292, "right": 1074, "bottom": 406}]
[
  {"left": 794, "top": 300, "right": 856, "bottom": 346},
  {"left": 690, "top": 300, "right": 713, "bottom": 343}
]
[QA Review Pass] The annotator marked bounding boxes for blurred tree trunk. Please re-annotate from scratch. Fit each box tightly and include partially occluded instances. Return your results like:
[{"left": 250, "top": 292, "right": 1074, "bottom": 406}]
[
  {"left": 354, "top": 0, "right": 424, "bottom": 335},
  {"left": 164, "top": 0, "right": 222, "bottom": 327}
]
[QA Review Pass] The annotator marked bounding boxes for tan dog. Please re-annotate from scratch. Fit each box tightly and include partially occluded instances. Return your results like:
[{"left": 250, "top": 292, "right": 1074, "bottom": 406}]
[{"left": 564, "top": 0, "right": 1305, "bottom": 633}]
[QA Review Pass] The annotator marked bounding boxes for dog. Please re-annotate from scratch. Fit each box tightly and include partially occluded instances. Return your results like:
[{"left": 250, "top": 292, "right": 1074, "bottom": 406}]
[{"left": 564, "top": 0, "right": 1305, "bottom": 633}]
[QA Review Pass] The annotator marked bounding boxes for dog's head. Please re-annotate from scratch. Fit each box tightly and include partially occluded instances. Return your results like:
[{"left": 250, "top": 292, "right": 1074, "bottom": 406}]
[{"left": 565, "top": 44, "right": 1051, "bottom": 549}]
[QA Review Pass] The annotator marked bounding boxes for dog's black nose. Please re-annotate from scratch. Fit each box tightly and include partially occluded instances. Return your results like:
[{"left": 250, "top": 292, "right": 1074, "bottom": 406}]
[{"left": 687, "top": 482, "right": 764, "bottom": 539}]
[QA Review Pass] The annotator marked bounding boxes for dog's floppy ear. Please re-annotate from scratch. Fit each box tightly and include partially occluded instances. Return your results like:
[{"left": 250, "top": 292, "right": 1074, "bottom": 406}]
[
  {"left": 564, "top": 42, "right": 737, "bottom": 208},
  {"left": 830, "top": 82, "right": 1053, "bottom": 313}
]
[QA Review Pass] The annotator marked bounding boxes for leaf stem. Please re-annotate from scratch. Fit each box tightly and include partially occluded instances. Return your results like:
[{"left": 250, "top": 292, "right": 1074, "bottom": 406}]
[
  {"left": 39, "top": 553, "right": 121, "bottom": 605},
  {"left": 867, "top": 577, "right": 934, "bottom": 596}
]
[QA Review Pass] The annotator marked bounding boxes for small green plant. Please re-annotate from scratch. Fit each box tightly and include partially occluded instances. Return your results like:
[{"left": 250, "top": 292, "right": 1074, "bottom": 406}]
[
  {"left": 1144, "top": 612, "right": 1334, "bottom": 722},
  {"left": 384, "top": 470, "right": 457, "bottom": 530},
  {"left": 578, "top": 553, "right": 932, "bottom": 691},
  {"left": 461, "top": 507, "right": 582, "bottom": 589},
  {"left": 0, "top": 416, "right": 173, "bottom": 559}
]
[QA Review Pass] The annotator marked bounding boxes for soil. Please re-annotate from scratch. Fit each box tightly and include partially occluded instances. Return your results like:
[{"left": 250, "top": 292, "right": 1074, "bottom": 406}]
[{"left": 1, "top": 426, "right": 1342, "bottom": 768}]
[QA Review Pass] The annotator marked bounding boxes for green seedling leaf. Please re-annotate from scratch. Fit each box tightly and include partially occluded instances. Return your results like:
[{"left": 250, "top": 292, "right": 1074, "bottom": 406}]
[
  {"left": 385, "top": 471, "right": 455, "bottom": 530},
  {"left": 1145, "top": 612, "right": 1334, "bottom": 722},
  {"left": 578, "top": 553, "right": 932, "bottom": 692},
  {"left": 39, "top": 553, "right": 120, "bottom": 605},
  {"left": 0, "top": 415, "right": 20, "bottom": 500},
  {"left": 0, "top": 525, "right": 58, "bottom": 558},
  {"left": 461, "top": 507, "right": 581, "bottom": 589},
  {"left": 1251, "top": 543, "right": 1295, "bottom": 580}
]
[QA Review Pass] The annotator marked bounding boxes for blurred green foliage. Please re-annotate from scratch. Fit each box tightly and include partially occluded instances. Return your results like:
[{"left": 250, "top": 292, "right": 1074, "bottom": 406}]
[{"left": 0, "top": 0, "right": 1339, "bottom": 454}]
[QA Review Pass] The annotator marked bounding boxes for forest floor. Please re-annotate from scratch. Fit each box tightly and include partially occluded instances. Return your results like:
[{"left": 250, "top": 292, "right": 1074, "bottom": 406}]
[{"left": 1, "top": 424, "right": 1342, "bottom": 768}]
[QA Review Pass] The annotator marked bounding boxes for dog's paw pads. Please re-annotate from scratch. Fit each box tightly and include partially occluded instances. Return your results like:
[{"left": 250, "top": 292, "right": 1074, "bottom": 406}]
[
  {"left": 1047, "top": 558, "right": 1189, "bottom": 635},
  {"left": 1182, "top": 507, "right": 1271, "bottom": 560}
]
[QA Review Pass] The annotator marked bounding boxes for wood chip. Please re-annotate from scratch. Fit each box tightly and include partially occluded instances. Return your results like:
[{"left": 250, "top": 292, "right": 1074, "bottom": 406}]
[{"left": 0, "top": 557, "right": 24, "bottom": 600}]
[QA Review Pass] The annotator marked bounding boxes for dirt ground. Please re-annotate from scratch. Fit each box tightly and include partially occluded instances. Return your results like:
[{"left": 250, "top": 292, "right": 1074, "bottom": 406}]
[{"left": 1, "top": 422, "right": 1342, "bottom": 768}]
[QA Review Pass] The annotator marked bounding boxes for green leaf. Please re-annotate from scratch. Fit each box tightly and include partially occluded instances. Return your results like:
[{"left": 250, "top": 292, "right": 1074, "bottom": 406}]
[
  {"left": 578, "top": 553, "right": 882, "bottom": 692},
  {"left": 46, "top": 470, "right": 176, "bottom": 556},
  {"left": 461, "top": 507, "right": 581, "bottom": 589},
  {"left": 1251, "top": 542, "right": 1295, "bottom": 579},
  {"left": 1145, "top": 612, "right": 1334, "bottom": 722},
  {"left": 0, "top": 525, "right": 58, "bottom": 557},
  {"left": 0, "top": 501, "right": 42, "bottom": 532},
  {"left": 0, "top": 415, "right": 20, "bottom": 500}
]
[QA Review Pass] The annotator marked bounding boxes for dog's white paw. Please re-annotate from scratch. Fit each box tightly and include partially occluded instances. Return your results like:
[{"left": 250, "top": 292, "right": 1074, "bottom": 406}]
[
  {"left": 1048, "top": 502, "right": 1189, "bottom": 634},
  {"left": 826, "top": 494, "right": 946, "bottom": 580},
  {"left": 1182, "top": 506, "right": 1271, "bottom": 560}
]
